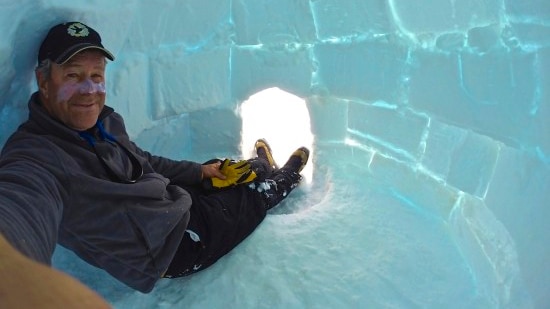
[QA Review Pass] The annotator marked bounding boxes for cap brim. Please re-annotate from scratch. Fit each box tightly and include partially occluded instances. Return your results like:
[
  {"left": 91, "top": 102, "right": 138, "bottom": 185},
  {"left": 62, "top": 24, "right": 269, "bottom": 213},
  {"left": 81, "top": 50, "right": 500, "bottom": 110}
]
[{"left": 55, "top": 43, "right": 115, "bottom": 64}]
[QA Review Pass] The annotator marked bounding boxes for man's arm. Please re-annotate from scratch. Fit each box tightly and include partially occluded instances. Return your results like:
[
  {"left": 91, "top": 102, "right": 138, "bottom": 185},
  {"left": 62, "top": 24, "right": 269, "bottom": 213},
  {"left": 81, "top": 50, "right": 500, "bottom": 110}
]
[
  {"left": 0, "top": 146, "right": 112, "bottom": 308},
  {"left": 131, "top": 141, "right": 206, "bottom": 185},
  {"left": 0, "top": 233, "right": 111, "bottom": 309},
  {"left": 0, "top": 156, "right": 63, "bottom": 263}
]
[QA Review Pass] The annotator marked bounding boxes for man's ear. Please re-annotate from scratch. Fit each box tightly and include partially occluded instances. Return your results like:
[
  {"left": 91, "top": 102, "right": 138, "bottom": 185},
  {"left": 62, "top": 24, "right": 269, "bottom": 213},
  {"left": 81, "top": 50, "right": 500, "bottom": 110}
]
[{"left": 36, "top": 71, "right": 49, "bottom": 99}]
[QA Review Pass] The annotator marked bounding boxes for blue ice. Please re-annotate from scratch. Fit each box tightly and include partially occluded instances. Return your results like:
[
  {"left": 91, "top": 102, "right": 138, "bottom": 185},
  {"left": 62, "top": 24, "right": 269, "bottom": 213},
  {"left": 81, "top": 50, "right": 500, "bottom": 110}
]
[{"left": 1, "top": 1, "right": 548, "bottom": 308}]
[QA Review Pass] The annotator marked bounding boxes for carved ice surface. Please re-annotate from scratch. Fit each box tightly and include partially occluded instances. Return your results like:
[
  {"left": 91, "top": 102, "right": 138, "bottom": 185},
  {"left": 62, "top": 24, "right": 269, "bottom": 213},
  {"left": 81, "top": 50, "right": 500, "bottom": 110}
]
[{"left": 1, "top": 1, "right": 548, "bottom": 308}]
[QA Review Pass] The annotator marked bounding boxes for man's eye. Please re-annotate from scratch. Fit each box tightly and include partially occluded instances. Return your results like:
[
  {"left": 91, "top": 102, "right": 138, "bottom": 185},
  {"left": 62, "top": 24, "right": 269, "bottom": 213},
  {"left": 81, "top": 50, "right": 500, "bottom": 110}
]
[{"left": 66, "top": 73, "right": 79, "bottom": 79}]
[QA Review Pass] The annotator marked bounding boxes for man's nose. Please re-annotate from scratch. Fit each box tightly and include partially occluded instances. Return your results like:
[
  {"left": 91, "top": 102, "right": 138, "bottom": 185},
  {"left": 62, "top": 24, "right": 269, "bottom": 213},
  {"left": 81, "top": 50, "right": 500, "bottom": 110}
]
[{"left": 78, "top": 79, "right": 106, "bottom": 95}]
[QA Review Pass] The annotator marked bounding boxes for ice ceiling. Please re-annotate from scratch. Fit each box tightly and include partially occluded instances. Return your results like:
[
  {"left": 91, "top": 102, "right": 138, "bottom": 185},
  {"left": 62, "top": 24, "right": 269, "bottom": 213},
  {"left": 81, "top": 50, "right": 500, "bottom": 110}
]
[{"left": 0, "top": 1, "right": 548, "bottom": 308}]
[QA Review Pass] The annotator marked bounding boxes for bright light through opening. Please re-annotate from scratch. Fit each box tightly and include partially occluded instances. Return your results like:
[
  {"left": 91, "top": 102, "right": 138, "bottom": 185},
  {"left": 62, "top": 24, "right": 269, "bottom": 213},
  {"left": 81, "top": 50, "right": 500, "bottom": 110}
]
[{"left": 240, "top": 87, "right": 314, "bottom": 183}]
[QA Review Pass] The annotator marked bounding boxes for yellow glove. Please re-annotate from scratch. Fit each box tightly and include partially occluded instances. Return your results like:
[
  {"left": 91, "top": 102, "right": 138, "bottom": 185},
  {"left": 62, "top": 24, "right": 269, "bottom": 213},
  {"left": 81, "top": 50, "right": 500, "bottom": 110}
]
[{"left": 209, "top": 159, "right": 257, "bottom": 189}]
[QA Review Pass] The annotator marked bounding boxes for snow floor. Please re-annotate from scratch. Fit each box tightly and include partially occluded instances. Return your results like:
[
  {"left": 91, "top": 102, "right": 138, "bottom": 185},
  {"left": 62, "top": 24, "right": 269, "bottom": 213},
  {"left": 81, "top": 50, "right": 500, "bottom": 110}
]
[{"left": 53, "top": 143, "right": 505, "bottom": 309}]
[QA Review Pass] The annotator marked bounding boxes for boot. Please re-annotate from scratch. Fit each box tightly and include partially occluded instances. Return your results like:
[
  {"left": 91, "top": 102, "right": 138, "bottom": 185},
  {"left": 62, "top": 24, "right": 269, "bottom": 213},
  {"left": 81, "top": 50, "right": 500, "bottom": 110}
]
[
  {"left": 255, "top": 138, "right": 278, "bottom": 169},
  {"left": 280, "top": 147, "right": 309, "bottom": 173}
]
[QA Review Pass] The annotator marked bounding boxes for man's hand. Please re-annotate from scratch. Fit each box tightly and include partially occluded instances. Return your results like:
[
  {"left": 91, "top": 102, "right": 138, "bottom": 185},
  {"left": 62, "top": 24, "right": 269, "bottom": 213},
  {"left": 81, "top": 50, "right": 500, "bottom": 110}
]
[
  {"left": 202, "top": 159, "right": 257, "bottom": 190},
  {"left": 201, "top": 161, "right": 226, "bottom": 180}
]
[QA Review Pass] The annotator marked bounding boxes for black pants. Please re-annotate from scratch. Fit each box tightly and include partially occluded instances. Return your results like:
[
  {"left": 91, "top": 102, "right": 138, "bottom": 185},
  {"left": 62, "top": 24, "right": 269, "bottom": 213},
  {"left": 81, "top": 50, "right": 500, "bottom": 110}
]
[
  {"left": 164, "top": 184, "right": 267, "bottom": 277},
  {"left": 164, "top": 158, "right": 302, "bottom": 278}
]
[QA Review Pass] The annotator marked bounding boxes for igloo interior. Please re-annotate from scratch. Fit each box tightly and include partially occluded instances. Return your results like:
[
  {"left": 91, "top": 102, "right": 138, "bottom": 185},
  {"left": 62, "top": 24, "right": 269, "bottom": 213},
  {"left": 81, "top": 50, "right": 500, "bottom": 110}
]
[{"left": 0, "top": 1, "right": 548, "bottom": 308}]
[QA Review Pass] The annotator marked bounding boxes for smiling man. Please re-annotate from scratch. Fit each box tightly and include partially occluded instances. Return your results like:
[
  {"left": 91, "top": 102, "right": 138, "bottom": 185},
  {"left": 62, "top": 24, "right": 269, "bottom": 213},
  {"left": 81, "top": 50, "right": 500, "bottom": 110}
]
[
  {"left": 38, "top": 51, "right": 107, "bottom": 130},
  {"left": 0, "top": 21, "right": 309, "bottom": 304},
  {"left": 36, "top": 22, "right": 113, "bottom": 131}
]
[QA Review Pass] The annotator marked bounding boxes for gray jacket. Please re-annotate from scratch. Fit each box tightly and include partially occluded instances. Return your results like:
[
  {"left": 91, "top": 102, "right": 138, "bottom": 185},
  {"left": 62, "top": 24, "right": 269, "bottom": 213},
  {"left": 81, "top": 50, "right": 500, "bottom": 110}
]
[{"left": 0, "top": 92, "right": 203, "bottom": 292}]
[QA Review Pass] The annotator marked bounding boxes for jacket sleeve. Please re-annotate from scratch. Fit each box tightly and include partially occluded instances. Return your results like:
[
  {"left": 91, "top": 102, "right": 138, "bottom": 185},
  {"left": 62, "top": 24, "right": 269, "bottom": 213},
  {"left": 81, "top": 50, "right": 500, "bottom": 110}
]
[
  {"left": 0, "top": 144, "right": 64, "bottom": 265},
  {"left": 132, "top": 143, "right": 204, "bottom": 186},
  {"left": 106, "top": 111, "right": 204, "bottom": 186}
]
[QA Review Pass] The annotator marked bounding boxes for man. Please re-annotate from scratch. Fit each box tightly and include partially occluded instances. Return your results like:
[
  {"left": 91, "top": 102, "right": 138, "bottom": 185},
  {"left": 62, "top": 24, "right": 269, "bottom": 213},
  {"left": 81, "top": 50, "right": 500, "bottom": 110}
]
[{"left": 0, "top": 21, "right": 309, "bottom": 299}]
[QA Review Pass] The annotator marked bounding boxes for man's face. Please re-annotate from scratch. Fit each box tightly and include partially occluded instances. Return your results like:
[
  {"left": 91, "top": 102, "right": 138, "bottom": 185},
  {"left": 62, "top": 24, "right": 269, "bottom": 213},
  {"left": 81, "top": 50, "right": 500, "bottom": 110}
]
[{"left": 38, "top": 50, "right": 106, "bottom": 131}]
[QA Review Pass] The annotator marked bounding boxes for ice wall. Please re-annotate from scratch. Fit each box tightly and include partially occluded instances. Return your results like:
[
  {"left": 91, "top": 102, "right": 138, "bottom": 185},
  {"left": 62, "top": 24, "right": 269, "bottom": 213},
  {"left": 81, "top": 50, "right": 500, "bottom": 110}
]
[{"left": 0, "top": 0, "right": 548, "bottom": 308}]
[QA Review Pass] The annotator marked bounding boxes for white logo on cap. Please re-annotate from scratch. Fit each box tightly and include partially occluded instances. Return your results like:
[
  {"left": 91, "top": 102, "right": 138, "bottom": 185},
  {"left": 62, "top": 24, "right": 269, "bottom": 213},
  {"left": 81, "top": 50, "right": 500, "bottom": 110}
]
[{"left": 67, "top": 23, "right": 89, "bottom": 37}]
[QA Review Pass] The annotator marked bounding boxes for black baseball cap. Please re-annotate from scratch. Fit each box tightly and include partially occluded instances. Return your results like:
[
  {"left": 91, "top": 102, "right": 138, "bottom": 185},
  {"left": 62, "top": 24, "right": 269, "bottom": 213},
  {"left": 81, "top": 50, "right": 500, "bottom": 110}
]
[{"left": 38, "top": 21, "right": 115, "bottom": 64}]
